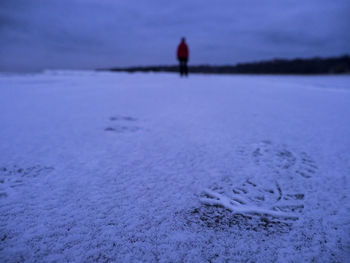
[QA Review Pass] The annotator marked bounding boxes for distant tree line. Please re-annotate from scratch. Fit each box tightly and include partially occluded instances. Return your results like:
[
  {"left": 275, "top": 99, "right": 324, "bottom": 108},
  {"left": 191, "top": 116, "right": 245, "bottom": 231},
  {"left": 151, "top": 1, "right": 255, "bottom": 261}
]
[{"left": 101, "top": 55, "right": 350, "bottom": 75}]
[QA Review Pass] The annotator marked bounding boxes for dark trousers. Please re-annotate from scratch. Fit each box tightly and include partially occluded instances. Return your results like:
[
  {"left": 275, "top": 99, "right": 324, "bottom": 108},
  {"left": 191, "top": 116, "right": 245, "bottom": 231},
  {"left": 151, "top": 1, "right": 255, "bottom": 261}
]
[{"left": 178, "top": 58, "right": 188, "bottom": 76}]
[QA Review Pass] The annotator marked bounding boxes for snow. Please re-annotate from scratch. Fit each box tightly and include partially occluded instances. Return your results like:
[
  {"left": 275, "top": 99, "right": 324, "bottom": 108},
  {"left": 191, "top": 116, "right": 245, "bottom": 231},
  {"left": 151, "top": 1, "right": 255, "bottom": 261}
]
[
  {"left": 0, "top": 71, "right": 349, "bottom": 262},
  {"left": 200, "top": 188, "right": 299, "bottom": 220}
]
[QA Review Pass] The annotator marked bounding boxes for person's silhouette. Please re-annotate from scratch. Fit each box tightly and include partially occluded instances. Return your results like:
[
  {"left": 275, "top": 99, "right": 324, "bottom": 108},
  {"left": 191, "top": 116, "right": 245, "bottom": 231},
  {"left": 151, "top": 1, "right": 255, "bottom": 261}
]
[{"left": 177, "top": 37, "right": 189, "bottom": 76}]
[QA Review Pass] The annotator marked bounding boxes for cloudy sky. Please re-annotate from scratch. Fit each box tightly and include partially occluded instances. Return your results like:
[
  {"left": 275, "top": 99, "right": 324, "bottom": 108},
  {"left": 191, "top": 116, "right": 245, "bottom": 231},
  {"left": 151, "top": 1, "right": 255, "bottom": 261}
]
[{"left": 0, "top": 0, "right": 349, "bottom": 71}]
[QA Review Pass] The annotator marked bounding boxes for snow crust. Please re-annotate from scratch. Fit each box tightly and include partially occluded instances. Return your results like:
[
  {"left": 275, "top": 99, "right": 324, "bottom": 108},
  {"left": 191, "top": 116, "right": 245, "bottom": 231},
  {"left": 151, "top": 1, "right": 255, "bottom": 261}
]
[{"left": 0, "top": 71, "right": 349, "bottom": 262}]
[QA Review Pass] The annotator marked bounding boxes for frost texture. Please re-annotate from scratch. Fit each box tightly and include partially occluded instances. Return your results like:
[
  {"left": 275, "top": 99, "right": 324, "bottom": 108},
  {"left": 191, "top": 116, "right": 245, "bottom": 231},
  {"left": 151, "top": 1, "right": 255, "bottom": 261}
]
[{"left": 0, "top": 71, "right": 348, "bottom": 262}]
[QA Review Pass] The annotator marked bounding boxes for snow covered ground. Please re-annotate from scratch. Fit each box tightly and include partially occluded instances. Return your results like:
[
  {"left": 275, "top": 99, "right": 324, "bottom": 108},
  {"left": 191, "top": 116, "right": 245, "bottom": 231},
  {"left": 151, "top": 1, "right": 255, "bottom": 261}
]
[{"left": 0, "top": 71, "right": 349, "bottom": 262}]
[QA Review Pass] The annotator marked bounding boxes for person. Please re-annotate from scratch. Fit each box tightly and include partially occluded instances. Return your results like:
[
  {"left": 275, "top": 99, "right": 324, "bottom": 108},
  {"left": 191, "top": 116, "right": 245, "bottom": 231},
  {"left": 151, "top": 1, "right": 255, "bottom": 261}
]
[{"left": 177, "top": 37, "right": 189, "bottom": 76}]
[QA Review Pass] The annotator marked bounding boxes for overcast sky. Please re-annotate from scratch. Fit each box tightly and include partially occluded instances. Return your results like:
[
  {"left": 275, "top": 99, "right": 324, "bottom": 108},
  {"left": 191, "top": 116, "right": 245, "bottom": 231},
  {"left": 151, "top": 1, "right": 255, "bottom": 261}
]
[{"left": 0, "top": 0, "right": 349, "bottom": 71}]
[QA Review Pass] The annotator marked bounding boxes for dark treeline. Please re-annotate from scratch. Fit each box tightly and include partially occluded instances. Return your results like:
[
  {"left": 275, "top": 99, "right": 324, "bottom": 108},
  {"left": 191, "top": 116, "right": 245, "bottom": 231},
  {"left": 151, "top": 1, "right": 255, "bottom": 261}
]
[{"left": 101, "top": 55, "right": 350, "bottom": 75}]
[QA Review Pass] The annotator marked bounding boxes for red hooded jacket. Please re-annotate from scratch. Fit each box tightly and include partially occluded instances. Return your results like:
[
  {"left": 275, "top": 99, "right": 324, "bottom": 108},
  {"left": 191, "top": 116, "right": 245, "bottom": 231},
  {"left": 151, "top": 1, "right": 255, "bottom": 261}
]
[{"left": 177, "top": 41, "right": 189, "bottom": 59}]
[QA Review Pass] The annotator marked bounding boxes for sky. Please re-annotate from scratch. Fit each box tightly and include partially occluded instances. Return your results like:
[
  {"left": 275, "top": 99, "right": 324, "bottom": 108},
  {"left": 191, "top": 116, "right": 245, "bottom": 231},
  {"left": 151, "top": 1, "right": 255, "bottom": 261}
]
[{"left": 0, "top": 0, "right": 349, "bottom": 72}]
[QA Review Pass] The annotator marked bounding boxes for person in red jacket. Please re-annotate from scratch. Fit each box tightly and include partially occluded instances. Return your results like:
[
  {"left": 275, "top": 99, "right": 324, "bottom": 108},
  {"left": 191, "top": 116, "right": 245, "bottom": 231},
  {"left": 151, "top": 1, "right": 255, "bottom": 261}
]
[{"left": 177, "top": 37, "right": 189, "bottom": 76}]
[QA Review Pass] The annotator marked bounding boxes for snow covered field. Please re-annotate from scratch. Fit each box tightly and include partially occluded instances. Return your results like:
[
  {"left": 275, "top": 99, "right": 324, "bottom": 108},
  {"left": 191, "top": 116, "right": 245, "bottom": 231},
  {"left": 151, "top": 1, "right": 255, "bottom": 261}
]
[{"left": 0, "top": 71, "right": 349, "bottom": 262}]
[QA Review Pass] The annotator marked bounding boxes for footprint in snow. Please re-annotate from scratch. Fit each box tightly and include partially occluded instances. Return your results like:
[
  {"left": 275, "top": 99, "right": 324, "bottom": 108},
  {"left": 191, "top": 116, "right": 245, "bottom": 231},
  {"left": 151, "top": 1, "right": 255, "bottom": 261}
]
[
  {"left": 251, "top": 140, "right": 318, "bottom": 179},
  {"left": 193, "top": 177, "right": 304, "bottom": 231},
  {"left": 109, "top": 115, "right": 138, "bottom": 122},
  {"left": 0, "top": 165, "right": 54, "bottom": 198},
  {"left": 105, "top": 115, "right": 141, "bottom": 133},
  {"left": 189, "top": 141, "right": 316, "bottom": 232}
]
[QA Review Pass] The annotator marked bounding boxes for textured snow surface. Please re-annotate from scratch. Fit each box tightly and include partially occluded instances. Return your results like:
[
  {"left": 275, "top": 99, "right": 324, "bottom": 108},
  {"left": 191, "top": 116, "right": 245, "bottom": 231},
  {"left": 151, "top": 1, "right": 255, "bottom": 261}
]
[{"left": 0, "top": 71, "right": 349, "bottom": 262}]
